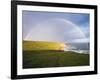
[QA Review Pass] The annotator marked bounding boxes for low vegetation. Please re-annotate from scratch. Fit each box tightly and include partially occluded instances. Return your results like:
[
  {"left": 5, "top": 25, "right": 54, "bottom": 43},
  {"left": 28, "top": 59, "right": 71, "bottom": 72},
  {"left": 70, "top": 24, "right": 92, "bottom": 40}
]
[{"left": 23, "top": 41, "right": 89, "bottom": 68}]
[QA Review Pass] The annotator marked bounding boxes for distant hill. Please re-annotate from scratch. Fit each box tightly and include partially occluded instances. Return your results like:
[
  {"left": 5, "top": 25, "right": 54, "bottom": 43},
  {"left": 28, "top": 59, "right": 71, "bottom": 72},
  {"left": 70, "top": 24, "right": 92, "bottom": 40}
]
[{"left": 23, "top": 41, "right": 68, "bottom": 51}]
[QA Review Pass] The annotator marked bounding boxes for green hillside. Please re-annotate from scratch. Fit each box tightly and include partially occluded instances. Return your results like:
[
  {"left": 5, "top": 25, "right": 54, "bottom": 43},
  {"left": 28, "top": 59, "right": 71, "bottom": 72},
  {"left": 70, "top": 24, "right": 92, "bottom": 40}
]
[
  {"left": 23, "top": 41, "right": 66, "bottom": 51},
  {"left": 23, "top": 41, "right": 89, "bottom": 68}
]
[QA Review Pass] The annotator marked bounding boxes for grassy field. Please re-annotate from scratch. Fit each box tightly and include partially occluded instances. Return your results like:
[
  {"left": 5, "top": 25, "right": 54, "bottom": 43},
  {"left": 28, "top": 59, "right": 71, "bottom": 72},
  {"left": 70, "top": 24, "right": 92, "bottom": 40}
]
[{"left": 23, "top": 41, "right": 89, "bottom": 69}]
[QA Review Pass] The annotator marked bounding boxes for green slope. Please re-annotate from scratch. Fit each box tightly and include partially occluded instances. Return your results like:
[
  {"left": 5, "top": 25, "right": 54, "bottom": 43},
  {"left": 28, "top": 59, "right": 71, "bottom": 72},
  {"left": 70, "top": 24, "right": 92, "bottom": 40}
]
[
  {"left": 23, "top": 41, "right": 89, "bottom": 68},
  {"left": 23, "top": 50, "right": 89, "bottom": 68},
  {"left": 23, "top": 41, "right": 66, "bottom": 50}
]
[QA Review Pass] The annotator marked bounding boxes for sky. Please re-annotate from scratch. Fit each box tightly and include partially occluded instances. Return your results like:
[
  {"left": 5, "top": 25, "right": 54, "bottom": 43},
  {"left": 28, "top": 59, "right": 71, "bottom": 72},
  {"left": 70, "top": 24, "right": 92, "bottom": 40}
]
[{"left": 22, "top": 10, "right": 90, "bottom": 43}]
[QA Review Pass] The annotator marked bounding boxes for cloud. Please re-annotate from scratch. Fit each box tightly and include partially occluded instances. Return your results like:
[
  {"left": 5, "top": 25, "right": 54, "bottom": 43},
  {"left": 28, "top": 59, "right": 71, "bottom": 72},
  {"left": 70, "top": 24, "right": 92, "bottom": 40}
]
[
  {"left": 81, "top": 25, "right": 90, "bottom": 38},
  {"left": 24, "top": 18, "right": 87, "bottom": 43},
  {"left": 70, "top": 38, "right": 89, "bottom": 43}
]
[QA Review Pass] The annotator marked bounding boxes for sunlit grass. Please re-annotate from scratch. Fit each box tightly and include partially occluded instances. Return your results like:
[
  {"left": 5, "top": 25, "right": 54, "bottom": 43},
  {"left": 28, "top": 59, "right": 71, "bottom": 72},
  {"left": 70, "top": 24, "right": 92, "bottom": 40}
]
[{"left": 23, "top": 41, "right": 89, "bottom": 68}]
